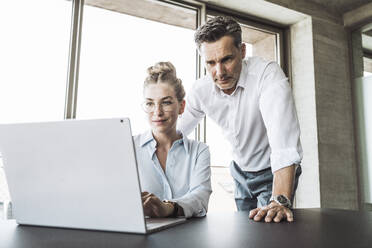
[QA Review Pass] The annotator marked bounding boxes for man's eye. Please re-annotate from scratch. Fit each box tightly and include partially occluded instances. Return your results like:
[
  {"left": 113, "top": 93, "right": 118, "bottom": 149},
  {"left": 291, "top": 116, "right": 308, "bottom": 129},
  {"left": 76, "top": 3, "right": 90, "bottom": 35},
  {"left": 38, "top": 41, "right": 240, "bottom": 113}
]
[
  {"left": 146, "top": 102, "right": 154, "bottom": 106},
  {"left": 162, "top": 101, "right": 173, "bottom": 105},
  {"left": 207, "top": 61, "right": 215, "bottom": 66},
  {"left": 222, "top": 57, "right": 232, "bottom": 63}
]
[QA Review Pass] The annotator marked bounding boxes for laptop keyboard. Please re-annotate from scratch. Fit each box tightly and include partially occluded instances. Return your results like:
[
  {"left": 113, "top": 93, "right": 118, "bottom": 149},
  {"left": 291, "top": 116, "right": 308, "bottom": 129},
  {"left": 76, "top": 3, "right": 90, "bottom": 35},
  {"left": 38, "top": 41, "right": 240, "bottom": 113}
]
[{"left": 145, "top": 218, "right": 185, "bottom": 230}]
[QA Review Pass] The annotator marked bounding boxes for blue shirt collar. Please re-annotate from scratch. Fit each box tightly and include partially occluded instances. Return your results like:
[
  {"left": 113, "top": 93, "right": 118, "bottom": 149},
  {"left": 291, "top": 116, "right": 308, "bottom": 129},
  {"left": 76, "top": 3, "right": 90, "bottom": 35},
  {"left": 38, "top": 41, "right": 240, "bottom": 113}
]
[{"left": 139, "top": 129, "right": 190, "bottom": 154}]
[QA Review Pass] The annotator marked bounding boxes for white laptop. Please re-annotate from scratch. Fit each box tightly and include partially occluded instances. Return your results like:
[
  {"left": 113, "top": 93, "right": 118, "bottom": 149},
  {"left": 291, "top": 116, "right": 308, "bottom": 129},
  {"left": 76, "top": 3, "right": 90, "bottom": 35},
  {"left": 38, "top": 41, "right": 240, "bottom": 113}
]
[{"left": 0, "top": 118, "right": 186, "bottom": 234}]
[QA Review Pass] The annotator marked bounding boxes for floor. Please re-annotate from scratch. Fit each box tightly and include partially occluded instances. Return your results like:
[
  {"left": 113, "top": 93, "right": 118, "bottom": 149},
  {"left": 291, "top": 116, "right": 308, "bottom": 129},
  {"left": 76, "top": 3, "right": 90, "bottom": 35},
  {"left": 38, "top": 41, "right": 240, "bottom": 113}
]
[{"left": 208, "top": 167, "right": 237, "bottom": 213}]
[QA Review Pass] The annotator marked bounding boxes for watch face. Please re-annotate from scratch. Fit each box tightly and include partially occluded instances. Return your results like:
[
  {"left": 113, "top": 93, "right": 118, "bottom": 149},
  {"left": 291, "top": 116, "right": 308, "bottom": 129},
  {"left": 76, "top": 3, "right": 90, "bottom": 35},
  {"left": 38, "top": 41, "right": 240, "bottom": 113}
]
[{"left": 277, "top": 195, "right": 287, "bottom": 204}]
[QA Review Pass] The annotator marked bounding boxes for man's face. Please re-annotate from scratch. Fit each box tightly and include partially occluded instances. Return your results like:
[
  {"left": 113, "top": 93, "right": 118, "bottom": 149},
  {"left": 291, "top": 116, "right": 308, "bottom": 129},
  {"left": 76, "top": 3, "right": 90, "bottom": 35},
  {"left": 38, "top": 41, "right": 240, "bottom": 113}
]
[{"left": 200, "top": 35, "right": 246, "bottom": 95}]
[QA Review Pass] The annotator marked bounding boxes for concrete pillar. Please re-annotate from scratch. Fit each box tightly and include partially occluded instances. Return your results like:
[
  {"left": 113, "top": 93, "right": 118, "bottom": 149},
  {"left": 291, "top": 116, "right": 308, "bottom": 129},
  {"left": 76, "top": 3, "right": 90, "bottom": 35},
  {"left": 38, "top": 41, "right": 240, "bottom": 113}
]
[
  {"left": 290, "top": 17, "right": 321, "bottom": 208},
  {"left": 313, "top": 17, "right": 358, "bottom": 210},
  {"left": 290, "top": 15, "right": 359, "bottom": 210}
]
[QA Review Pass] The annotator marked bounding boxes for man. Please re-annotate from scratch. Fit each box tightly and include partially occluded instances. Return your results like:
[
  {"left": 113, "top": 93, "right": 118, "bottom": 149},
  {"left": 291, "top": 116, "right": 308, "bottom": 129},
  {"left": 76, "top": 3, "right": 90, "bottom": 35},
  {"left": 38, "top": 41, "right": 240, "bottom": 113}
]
[{"left": 178, "top": 16, "right": 302, "bottom": 223}]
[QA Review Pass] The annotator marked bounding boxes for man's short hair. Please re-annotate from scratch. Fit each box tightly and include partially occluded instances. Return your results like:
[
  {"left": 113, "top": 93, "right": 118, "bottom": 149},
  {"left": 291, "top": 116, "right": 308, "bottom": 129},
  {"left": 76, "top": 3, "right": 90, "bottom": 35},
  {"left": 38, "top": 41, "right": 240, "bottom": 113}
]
[{"left": 194, "top": 16, "right": 242, "bottom": 50}]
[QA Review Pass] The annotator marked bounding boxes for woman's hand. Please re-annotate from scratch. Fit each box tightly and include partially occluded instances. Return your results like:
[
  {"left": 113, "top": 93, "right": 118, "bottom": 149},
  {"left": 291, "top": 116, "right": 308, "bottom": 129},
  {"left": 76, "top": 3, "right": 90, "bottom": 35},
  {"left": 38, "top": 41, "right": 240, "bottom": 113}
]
[{"left": 141, "top": 192, "right": 174, "bottom": 217}]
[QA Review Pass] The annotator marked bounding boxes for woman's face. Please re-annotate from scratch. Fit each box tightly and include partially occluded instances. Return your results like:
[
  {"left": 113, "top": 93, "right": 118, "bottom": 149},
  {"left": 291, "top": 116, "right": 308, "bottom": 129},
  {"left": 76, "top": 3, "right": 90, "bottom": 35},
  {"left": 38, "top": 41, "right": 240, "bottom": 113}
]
[{"left": 143, "top": 83, "right": 185, "bottom": 134}]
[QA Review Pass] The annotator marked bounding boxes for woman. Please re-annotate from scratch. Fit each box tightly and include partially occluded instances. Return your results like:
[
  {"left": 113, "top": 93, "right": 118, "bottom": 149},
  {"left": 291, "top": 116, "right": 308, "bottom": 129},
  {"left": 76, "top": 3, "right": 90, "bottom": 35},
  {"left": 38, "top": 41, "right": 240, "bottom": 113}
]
[{"left": 134, "top": 62, "right": 212, "bottom": 218}]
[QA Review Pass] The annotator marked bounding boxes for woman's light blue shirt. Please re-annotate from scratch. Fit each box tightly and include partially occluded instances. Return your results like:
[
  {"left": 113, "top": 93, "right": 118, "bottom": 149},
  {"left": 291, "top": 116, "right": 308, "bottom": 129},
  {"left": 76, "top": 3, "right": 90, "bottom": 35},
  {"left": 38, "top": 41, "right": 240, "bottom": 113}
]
[{"left": 133, "top": 130, "right": 212, "bottom": 218}]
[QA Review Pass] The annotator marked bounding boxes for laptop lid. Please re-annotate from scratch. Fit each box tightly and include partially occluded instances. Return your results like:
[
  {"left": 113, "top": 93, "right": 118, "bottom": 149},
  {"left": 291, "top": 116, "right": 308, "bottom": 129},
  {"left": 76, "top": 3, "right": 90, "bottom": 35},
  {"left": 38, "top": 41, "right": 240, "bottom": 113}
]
[{"left": 0, "top": 118, "right": 148, "bottom": 233}]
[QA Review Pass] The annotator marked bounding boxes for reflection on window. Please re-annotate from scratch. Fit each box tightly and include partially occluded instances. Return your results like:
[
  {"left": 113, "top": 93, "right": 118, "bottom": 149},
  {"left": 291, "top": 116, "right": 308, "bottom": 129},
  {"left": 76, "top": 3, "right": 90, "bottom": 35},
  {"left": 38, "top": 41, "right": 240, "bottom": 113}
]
[{"left": 77, "top": 5, "right": 197, "bottom": 136}]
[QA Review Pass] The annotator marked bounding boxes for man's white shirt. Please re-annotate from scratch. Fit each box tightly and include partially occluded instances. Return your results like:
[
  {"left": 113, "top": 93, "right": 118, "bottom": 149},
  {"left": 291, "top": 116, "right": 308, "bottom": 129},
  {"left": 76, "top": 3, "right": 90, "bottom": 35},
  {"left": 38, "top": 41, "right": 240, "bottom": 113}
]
[{"left": 178, "top": 57, "right": 303, "bottom": 172}]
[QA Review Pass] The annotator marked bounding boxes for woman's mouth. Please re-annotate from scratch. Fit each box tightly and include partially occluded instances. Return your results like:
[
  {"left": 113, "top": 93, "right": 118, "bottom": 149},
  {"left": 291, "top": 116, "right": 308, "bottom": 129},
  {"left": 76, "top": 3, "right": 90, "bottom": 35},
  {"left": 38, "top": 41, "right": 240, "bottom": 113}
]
[{"left": 152, "top": 119, "right": 167, "bottom": 124}]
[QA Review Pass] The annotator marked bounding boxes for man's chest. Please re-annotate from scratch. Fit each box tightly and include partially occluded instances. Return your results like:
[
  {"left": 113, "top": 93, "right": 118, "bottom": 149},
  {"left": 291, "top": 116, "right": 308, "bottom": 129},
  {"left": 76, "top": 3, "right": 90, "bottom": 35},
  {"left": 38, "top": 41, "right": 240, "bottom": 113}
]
[{"left": 201, "top": 89, "right": 261, "bottom": 131}]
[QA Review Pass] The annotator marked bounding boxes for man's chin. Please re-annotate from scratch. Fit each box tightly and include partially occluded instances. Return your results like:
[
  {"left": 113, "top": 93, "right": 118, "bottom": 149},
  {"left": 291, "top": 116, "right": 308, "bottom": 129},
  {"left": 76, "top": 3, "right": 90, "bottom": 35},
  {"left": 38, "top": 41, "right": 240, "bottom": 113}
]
[{"left": 216, "top": 82, "right": 236, "bottom": 90}]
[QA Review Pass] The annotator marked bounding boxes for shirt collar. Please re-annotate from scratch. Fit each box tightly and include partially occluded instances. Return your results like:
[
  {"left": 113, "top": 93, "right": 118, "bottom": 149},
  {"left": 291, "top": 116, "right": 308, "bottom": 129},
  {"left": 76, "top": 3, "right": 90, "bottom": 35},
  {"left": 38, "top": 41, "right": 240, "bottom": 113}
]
[
  {"left": 139, "top": 130, "right": 156, "bottom": 148},
  {"left": 139, "top": 129, "right": 190, "bottom": 154}
]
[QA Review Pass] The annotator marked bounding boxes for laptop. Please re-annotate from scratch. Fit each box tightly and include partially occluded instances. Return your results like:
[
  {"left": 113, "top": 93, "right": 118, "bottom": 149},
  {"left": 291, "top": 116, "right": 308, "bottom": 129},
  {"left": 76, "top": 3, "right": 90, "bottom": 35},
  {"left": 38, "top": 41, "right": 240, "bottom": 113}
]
[{"left": 0, "top": 118, "right": 186, "bottom": 234}]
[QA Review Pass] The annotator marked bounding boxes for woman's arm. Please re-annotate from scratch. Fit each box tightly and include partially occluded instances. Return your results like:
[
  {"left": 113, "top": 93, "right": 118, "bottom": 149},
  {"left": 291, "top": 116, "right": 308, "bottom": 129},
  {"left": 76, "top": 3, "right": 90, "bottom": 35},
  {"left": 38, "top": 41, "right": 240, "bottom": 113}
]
[{"left": 173, "top": 145, "right": 212, "bottom": 218}]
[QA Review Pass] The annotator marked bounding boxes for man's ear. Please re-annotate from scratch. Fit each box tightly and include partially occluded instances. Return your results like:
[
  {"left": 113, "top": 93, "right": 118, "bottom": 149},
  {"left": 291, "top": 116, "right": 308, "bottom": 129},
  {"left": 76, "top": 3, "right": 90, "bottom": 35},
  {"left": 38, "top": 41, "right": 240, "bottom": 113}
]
[
  {"left": 241, "top": 43, "right": 246, "bottom": 59},
  {"left": 179, "top": 100, "right": 186, "bottom": 115}
]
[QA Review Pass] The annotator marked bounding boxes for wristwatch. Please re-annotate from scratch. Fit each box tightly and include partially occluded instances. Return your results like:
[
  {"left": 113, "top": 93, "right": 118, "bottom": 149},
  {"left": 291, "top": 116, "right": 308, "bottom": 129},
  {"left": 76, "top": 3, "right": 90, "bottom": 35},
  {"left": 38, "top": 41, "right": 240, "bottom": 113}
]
[{"left": 270, "top": 195, "right": 292, "bottom": 208}]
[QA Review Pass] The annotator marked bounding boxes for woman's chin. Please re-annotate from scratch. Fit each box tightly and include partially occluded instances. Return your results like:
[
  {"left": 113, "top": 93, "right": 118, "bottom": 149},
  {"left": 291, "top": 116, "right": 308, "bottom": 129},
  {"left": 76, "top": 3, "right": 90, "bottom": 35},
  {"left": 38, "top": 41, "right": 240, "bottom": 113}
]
[{"left": 152, "top": 125, "right": 170, "bottom": 133}]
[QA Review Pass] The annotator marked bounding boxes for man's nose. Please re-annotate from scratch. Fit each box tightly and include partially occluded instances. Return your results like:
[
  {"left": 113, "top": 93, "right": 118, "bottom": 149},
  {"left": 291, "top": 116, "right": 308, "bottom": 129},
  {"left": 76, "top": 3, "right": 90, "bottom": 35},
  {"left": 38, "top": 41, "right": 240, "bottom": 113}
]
[{"left": 216, "top": 63, "right": 225, "bottom": 77}]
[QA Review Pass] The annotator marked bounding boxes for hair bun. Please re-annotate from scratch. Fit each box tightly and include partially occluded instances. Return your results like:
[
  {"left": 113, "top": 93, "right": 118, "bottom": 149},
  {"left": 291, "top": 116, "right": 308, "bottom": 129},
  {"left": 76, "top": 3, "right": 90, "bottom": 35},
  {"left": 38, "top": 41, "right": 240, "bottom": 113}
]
[
  {"left": 144, "top": 61, "right": 185, "bottom": 102},
  {"left": 147, "top": 62, "right": 176, "bottom": 79}
]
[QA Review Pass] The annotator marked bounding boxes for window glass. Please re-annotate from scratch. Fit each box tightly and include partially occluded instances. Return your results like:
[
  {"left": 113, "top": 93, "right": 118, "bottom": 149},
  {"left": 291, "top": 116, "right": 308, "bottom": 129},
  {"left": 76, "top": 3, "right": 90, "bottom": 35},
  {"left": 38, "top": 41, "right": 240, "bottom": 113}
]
[
  {"left": 364, "top": 57, "right": 372, "bottom": 77},
  {"left": 77, "top": 4, "right": 197, "bottom": 136},
  {"left": 0, "top": 1, "right": 71, "bottom": 124},
  {"left": 0, "top": 0, "right": 71, "bottom": 204}
]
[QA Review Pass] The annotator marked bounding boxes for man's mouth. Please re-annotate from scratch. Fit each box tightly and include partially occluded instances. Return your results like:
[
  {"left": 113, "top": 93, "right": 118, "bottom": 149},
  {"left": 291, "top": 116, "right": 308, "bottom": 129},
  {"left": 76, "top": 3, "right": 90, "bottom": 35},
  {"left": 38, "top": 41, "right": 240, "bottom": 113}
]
[{"left": 216, "top": 77, "right": 231, "bottom": 83}]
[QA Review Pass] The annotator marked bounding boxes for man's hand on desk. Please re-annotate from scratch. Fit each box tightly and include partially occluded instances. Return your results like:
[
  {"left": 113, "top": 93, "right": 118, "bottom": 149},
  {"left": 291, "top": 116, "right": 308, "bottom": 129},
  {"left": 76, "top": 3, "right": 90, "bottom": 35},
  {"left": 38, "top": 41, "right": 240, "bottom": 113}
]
[
  {"left": 141, "top": 192, "right": 174, "bottom": 218},
  {"left": 249, "top": 201, "right": 293, "bottom": 223}
]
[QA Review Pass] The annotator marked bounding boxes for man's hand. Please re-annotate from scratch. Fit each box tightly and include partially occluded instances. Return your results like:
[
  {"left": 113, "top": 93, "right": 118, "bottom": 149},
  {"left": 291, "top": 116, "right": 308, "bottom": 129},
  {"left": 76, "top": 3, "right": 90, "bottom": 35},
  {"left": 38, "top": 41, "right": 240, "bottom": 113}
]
[
  {"left": 249, "top": 201, "right": 293, "bottom": 223},
  {"left": 141, "top": 192, "right": 174, "bottom": 218}
]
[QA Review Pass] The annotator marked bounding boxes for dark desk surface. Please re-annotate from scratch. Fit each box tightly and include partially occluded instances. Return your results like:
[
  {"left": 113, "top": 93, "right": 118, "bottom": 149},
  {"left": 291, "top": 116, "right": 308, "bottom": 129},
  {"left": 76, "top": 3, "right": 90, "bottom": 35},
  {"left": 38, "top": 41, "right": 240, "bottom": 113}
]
[{"left": 1, "top": 208, "right": 372, "bottom": 248}]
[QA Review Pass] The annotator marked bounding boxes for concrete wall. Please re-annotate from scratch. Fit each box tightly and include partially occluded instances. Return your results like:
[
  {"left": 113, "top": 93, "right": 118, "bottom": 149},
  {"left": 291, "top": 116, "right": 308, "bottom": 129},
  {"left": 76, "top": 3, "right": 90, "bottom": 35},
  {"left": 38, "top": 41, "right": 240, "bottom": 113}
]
[
  {"left": 312, "top": 16, "right": 358, "bottom": 209},
  {"left": 269, "top": 0, "right": 359, "bottom": 209},
  {"left": 290, "top": 17, "right": 320, "bottom": 208}
]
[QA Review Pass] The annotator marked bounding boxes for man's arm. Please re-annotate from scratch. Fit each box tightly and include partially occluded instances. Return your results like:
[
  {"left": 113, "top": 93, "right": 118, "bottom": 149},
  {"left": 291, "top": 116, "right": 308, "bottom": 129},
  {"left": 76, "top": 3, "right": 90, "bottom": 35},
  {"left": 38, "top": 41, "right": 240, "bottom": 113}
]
[
  {"left": 177, "top": 84, "right": 205, "bottom": 135},
  {"left": 252, "top": 61, "right": 303, "bottom": 223},
  {"left": 249, "top": 165, "right": 295, "bottom": 222}
]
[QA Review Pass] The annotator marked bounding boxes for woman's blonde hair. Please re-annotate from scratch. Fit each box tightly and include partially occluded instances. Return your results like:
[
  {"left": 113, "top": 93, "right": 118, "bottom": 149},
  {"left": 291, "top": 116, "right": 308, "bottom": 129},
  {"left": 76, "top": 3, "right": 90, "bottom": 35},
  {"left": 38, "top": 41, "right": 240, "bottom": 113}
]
[{"left": 144, "top": 62, "right": 185, "bottom": 102}]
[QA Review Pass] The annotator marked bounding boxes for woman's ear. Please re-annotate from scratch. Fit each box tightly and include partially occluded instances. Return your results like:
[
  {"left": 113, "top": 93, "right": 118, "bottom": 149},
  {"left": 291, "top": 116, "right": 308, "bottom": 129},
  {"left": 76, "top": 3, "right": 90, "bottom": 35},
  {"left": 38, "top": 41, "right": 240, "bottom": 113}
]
[{"left": 179, "top": 100, "right": 186, "bottom": 115}]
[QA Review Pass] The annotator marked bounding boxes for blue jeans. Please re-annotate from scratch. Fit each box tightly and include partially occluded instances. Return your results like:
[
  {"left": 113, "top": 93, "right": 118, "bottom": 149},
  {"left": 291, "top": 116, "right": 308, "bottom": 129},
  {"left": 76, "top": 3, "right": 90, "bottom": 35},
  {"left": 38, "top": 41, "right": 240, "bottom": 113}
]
[{"left": 229, "top": 161, "right": 302, "bottom": 211}]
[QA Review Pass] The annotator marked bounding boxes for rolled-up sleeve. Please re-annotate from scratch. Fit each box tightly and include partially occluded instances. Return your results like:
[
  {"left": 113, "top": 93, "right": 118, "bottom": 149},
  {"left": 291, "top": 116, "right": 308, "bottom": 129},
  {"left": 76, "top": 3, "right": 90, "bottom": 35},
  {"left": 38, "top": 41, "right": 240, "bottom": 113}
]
[
  {"left": 174, "top": 145, "right": 212, "bottom": 218},
  {"left": 258, "top": 62, "right": 303, "bottom": 172}
]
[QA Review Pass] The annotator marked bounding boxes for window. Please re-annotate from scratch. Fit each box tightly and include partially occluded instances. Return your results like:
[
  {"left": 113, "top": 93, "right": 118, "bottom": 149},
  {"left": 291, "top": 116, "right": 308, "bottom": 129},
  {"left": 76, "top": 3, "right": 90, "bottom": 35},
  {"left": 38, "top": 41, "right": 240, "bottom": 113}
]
[
  {"left": 0, "top": 0, "right": 71, "bottom": 124},
  {"left": 76, "top": 1, "right": 198, "bottom": 136},
  {"left": 0, "top": 0, "right": 72, "bottom": 205},
  {"left": 0, "top": 0, "right": 287, "bottom": 214}
]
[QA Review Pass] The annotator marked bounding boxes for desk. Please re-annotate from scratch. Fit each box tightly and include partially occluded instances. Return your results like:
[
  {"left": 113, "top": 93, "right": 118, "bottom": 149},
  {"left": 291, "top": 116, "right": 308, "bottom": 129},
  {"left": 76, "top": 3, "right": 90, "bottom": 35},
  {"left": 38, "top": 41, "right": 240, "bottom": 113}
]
[{"left": 0, "top": 208, "right": 371, "bottom": 248}]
